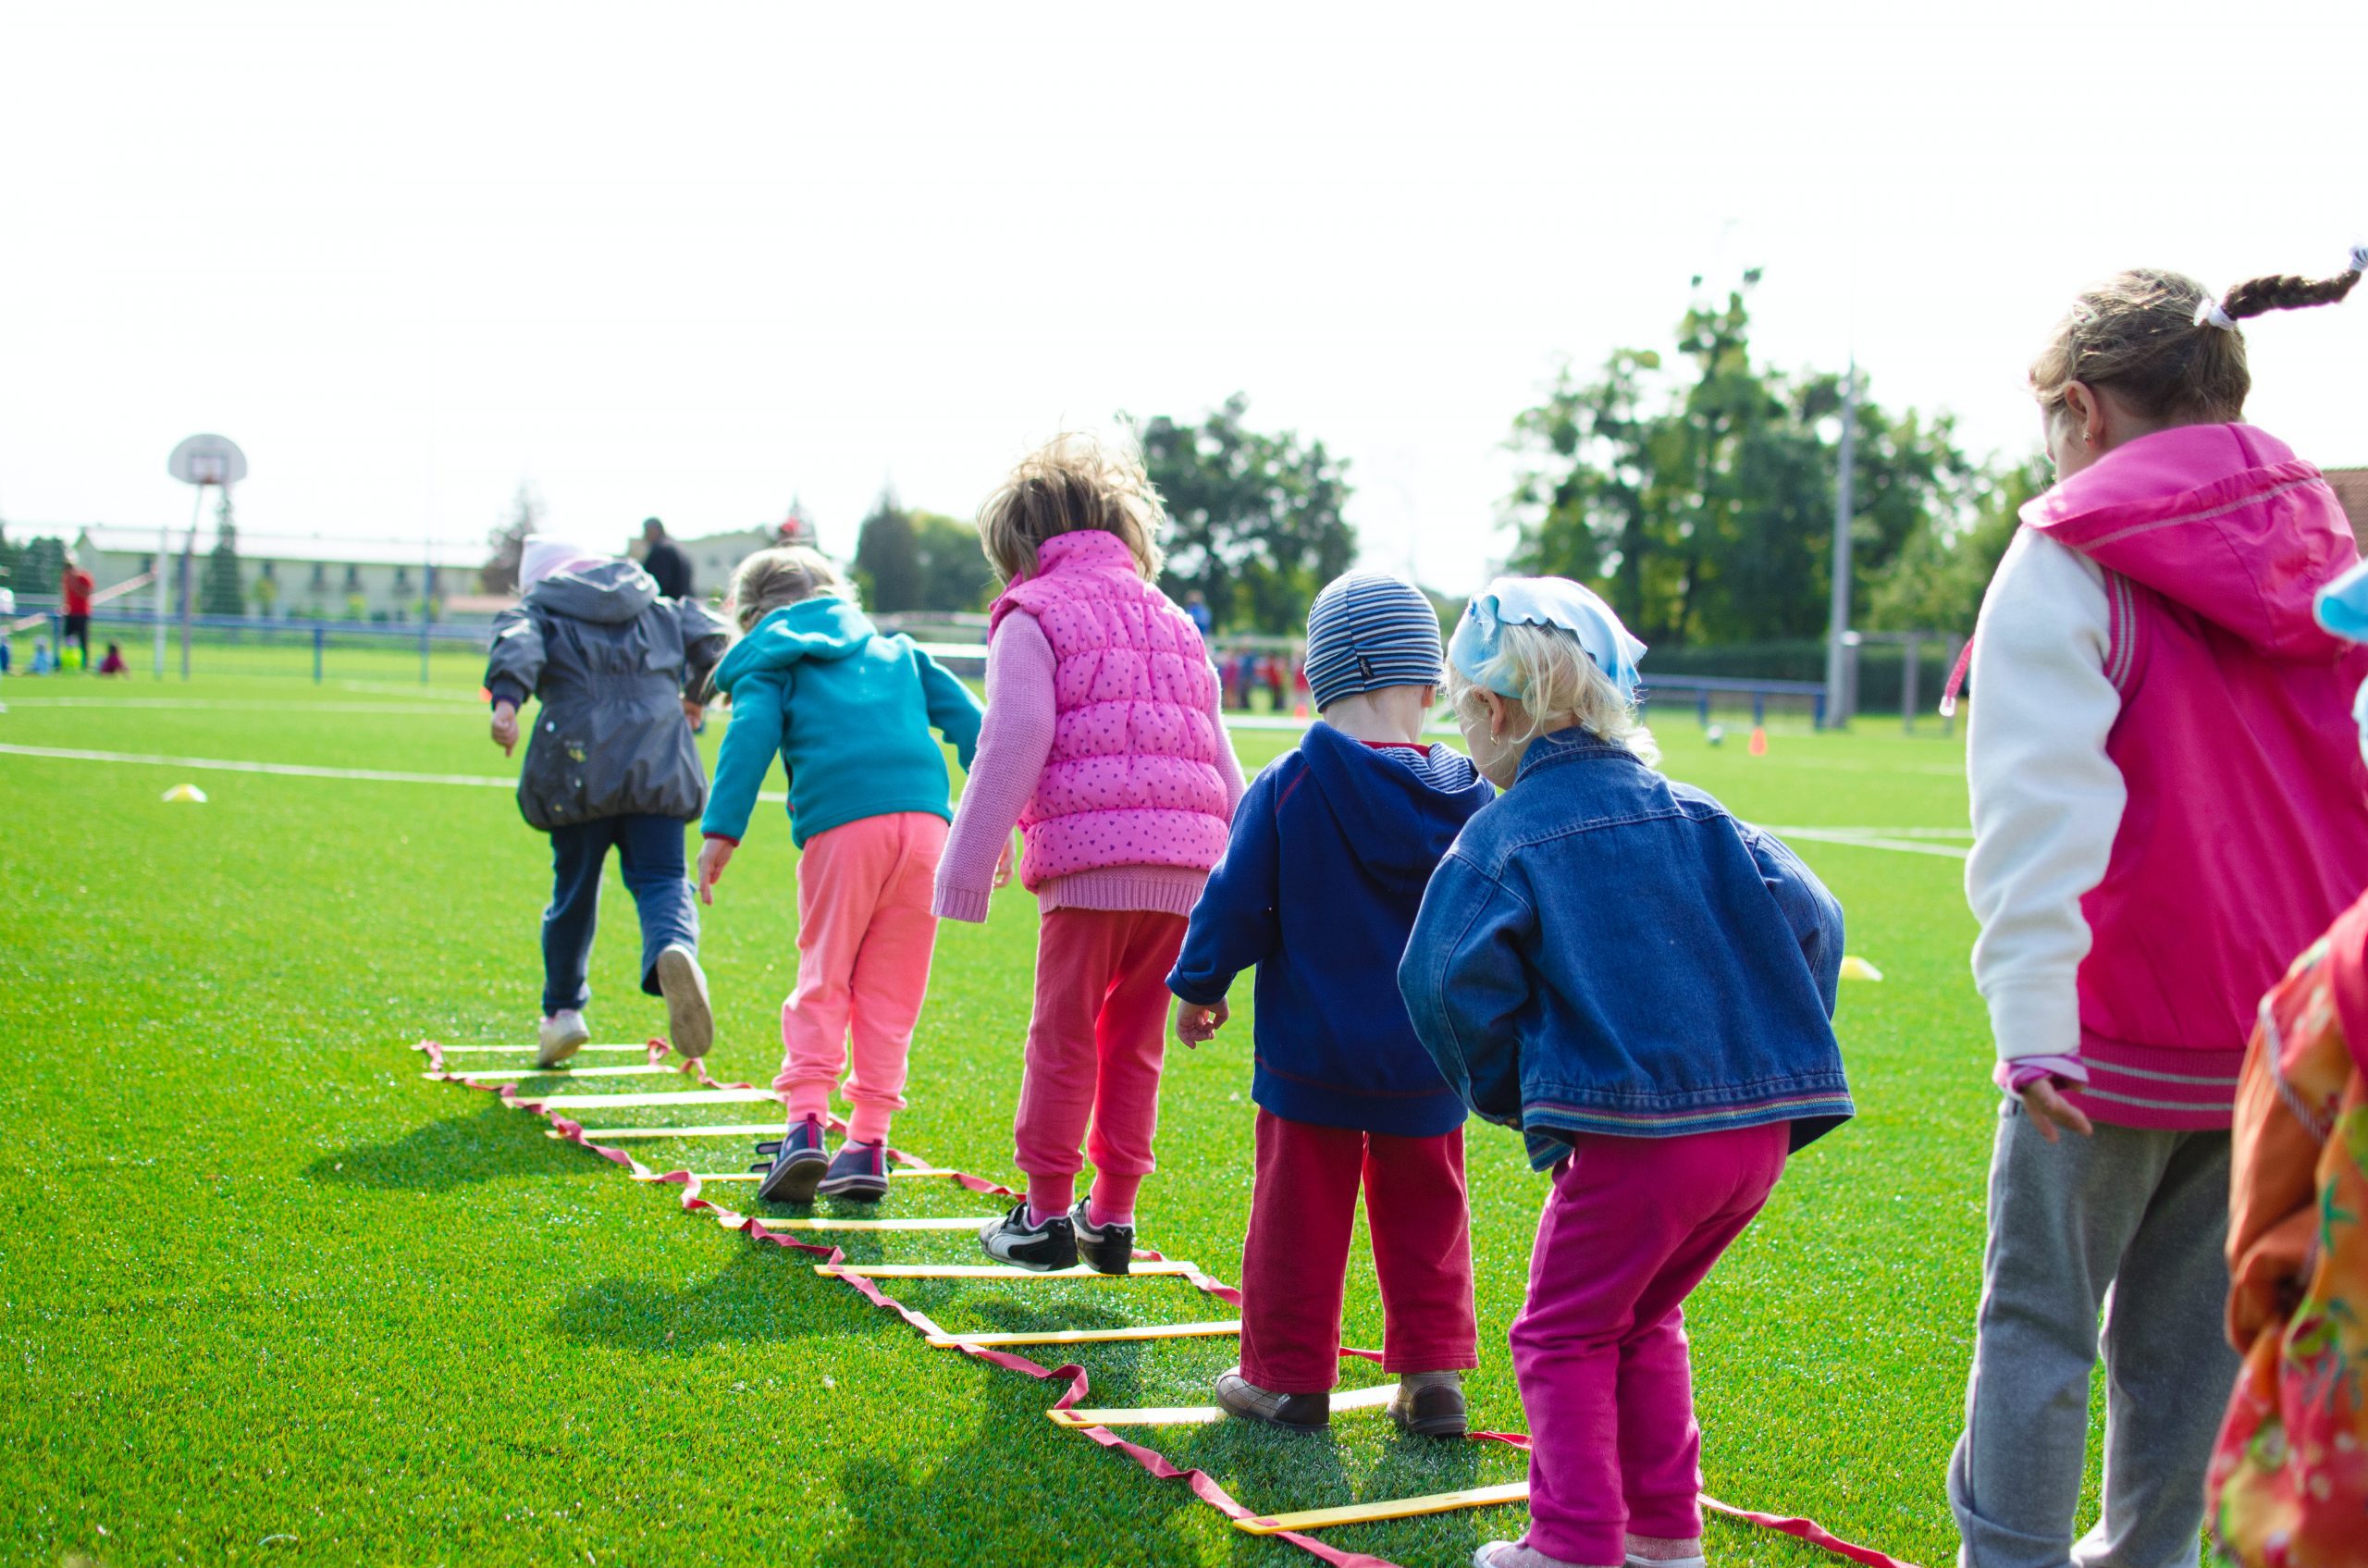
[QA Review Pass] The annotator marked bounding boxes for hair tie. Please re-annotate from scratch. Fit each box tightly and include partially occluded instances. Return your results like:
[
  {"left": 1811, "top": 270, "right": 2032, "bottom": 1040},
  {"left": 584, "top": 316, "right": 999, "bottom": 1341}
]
[
  {"left": 2192, "top": 295, "right": 2237, "bottom": 331},
  {"left": 2350, "top": 242, "right": 2368, "bottom": 275}
]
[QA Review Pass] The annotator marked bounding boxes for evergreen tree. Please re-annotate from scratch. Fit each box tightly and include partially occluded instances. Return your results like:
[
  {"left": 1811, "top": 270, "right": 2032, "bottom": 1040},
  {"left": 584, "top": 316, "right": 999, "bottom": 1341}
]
[
  {"left": 855, "top": 492, "right": 923, "bottom": 612},
  {"left": 201, "top": 492, "right": 245, "bottom": 616}
]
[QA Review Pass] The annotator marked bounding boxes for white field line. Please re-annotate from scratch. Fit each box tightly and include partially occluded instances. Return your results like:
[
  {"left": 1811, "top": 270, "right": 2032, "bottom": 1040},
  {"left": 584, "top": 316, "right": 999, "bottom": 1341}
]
[
  {"left": 1770, "top": 826, "right": 1970, "bottom": 860},
  {"left": 3, "top": 698, "right": 485, "bottom": 715}
]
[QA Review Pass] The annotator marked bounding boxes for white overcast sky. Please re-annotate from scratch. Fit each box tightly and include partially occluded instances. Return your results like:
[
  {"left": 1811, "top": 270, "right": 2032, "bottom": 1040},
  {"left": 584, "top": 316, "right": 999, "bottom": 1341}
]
[{"left": 3, "top": 1, "right": 2363, "bottom": 593}]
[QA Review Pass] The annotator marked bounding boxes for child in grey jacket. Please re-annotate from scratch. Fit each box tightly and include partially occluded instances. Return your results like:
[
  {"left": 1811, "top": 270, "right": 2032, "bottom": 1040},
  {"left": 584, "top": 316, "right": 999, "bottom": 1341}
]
[{"left": 486, "top": 534, "right": 730, "bottom": 1067}]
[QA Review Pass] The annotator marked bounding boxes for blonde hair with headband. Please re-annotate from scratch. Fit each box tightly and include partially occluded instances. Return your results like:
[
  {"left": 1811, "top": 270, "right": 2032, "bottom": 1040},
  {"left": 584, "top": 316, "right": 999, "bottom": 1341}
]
[{"left": 1446, "top": 620, "right": 1659, "bottom": 768}]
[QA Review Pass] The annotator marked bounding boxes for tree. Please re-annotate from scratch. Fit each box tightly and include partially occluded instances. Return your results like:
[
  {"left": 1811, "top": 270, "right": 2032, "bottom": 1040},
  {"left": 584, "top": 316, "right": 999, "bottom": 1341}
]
[
  {"left": 482, "top": 482, "right": 545, "bottom": 595},
  {"left": 201, "top": 492, "right": 244, "bottom": 617},
  {"left": 911, "top": 510, "right": 995, "bottom": 613},
  {"left": 1138, "top": 394, "right": 1357, "bottom": 634},
  {"left": 1866, "top": 451, "right": 2050, "bottom": 635},
  {"left": 2, "top": 530, "right": 67, "bottom": 599},
  {"left": 1510, "top": 274, "right": 1986, "bottom": 647},
  {"left": 855, "top": 492, "right": 923, "bottom": 612}
]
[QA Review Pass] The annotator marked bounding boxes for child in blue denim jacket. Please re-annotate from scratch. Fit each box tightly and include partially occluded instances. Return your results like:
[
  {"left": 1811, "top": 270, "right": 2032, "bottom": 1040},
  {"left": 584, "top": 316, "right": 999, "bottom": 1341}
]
[{"left": 1400, "top": 578, "right": 1851, "bottom": 1568}]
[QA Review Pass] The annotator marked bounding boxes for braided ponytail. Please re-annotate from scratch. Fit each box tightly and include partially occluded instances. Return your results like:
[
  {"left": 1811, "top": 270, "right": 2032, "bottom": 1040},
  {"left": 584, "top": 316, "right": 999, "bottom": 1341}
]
[{"left": 2222, "top": 263, "right": 2363, "bottom": 320}]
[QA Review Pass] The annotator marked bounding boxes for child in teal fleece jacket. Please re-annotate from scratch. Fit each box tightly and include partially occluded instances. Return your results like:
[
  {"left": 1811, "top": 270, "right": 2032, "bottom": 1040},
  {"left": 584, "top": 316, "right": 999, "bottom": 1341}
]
[{"left": 697, "top": 547, "right": 984, "bottom": 1203}]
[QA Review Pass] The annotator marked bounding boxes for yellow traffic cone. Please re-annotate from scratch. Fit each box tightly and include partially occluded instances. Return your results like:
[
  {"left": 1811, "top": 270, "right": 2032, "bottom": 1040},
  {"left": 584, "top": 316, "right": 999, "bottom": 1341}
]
[
  {"left": 161, "top": 783, "right": 208, "bottom": 804},
  {"left": 1840, "top": 956, "right": 1883, "bottom": 982}
]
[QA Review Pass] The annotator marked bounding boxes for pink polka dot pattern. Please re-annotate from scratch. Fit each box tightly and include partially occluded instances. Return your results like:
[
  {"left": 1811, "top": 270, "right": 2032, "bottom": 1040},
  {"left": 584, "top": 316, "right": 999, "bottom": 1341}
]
[{"left": 990, "top": 531, "right": 1233, "bottom": 886}]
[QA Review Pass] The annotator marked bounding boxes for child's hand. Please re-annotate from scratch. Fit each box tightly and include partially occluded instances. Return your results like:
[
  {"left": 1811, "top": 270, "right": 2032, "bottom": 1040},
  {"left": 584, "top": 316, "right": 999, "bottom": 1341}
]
[
  {"left": 1175, "top": 999, "right": 1229, "bottom": 1047},
  {"left": 993, "top": 831, "right": 1019, "bottom": 890},
  {"left": 697, "top": 837, "right": 734, "bottom": 905},
  {"left": 2022, "top": 1079, "right": 2094, "bottom": 1143},
  {"left": 490, "top": 701, "right": 520, "bottom": 756}
]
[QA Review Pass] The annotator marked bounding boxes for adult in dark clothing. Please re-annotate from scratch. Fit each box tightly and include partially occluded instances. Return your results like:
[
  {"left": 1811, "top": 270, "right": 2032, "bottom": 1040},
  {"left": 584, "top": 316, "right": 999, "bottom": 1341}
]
[
  {"left": 487, "top": 535, "right": 729, "bottom": 1067},
  {"left": 640, "top": 518, "right": 694, "bottom": 601}
]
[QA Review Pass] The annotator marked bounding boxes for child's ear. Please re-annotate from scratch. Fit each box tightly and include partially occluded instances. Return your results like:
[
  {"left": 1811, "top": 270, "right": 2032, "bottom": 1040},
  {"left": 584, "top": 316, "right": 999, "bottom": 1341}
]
[{"left": 1486, "top": 691, "right": 1511, "bottom": 739}]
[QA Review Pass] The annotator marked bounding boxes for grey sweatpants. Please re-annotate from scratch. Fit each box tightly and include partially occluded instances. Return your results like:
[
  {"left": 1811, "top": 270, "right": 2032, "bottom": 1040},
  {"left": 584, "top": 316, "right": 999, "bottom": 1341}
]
[{"left": 1947, "top": 1101, "right": 2236, "bottom": 1568}]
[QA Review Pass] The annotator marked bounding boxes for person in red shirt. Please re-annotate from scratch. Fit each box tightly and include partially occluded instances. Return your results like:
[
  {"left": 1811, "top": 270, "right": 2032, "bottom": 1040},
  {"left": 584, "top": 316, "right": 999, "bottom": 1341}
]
[{"left": 61, "top": 554, "right": 94, "bottom": 668}]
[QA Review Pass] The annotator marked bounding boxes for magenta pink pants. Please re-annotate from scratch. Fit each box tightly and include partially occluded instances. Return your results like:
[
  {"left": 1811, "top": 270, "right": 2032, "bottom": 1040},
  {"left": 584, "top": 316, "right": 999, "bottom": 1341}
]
[
  {"left": 775, "top": 812, "right": 946, "bottom": 1146},
  {"left": 1511, "top": 1123, "right": 1789, "bottom": 1566},
  {"left": 1011, "top": 907, "right": 1187, "bottom": 1216}
]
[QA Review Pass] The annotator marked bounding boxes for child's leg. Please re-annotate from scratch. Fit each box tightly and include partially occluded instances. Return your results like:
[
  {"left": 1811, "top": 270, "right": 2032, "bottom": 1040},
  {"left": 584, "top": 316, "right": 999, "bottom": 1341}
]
[
  {"left": 1080, "top": 910, "right": 1189, "bottom": 1223},
  {"left": 1012, "top": 908, "right": 1129, "bottom": 1220},
  {"left": 1508, "top": 1128, "right": 1781, "bottom": 1568},
  {"left": 611, "top": 814, "right": 699, "bottom": 996},
  {"left": 838, "top": 815, "right": 947, "bottom": 1144},
  {"left": 1362, "top": 1126, "right": 1479, "bottom": 1377},
  {"left": 1238, "top": 1110, "right": 1363, "bottom": 1394},
  {"left": 1946, "top": 1110, "right": 2181, "bottom": 1568},
  {"left": 774, "top": 820, "right": 893, "bottom": 1125},
  {"left": 540, "top": 819, "right": 616, "bottom": 1016},
  {"left": 2086, "top": 1130, "right": 2236, "bottom": 1568},
  {"left": 1610, "top": 1124, "right": 1787, "bottom": 1549}
]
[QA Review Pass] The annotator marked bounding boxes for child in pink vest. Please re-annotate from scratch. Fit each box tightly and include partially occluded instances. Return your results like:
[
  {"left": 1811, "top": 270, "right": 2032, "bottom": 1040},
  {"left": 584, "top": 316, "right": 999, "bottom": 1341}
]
[
  {"left": 1953, "top": 254, "right": 2368, "bottom": 1568},
  {"left": 935, "top": 432, "right": 1245, "bottom": 1273}
]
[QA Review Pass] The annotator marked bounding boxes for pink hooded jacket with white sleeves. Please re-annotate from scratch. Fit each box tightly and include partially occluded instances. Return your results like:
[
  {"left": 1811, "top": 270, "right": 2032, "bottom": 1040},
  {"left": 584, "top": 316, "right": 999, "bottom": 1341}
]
[
  {"left": 933, "top": 530, "right": 1242, "bottom": 923},
  {"left": 1967, "top": 423, "right": 2368, "bottom": 1130}
]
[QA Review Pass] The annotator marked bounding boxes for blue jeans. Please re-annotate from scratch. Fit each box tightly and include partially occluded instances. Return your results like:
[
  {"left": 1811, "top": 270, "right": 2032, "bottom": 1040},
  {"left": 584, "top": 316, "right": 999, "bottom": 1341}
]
[{"left": 541, "top": 814, "right": 698, "bottom": 1017}]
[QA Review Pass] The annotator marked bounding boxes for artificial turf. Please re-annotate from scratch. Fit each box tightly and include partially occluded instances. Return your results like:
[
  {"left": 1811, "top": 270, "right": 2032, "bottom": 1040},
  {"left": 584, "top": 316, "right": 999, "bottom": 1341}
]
[{"left": 0, "top": 666, "right": 2069, "bottom": 1566}]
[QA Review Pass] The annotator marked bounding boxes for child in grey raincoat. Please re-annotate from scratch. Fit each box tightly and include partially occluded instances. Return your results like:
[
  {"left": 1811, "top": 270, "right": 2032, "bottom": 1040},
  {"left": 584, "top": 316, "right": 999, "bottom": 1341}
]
[{"left": 486, "top": 534, "right": 730, "bottom": 1067}]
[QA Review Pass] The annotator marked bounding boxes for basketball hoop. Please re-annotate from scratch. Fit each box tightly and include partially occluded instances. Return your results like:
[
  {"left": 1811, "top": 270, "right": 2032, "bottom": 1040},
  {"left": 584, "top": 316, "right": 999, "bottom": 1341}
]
[{"left": 167, "top": 434, "right": 248, "bottom": 488}]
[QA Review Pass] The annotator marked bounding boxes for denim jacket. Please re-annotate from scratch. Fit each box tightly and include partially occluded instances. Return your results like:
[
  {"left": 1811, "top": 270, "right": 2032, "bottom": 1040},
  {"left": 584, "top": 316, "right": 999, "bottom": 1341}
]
[{"left": 1399, "top": 731, "right": 1852, "bottom": 1168}]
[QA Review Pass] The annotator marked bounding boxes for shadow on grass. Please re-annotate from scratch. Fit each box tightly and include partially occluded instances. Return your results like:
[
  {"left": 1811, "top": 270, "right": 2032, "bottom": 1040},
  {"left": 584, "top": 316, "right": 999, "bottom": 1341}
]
[
  {"left": 302, "top": 1103, "right": 582, "bottom": 1191},
  {"left": 546, "top": 1241, "right": 891, "bottom": 1354}
]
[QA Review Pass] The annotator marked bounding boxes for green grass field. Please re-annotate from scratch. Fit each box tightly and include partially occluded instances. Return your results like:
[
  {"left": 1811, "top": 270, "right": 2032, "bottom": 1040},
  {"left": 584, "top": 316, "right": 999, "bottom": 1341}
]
[{"left": 0, "top": 671, "right": 2028, "bottom": 1567}]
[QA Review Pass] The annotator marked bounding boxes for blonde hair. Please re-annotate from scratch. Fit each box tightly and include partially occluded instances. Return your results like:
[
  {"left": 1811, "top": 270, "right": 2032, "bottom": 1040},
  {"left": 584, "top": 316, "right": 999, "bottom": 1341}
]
[
  {"left": 2030, "top": 261, "right": 2362, "bottom": 426},
  {"left": 975, "top": 430, "right": 1167, "bottom": 584},
  {"left": 1446, "top": 620, "right": 1659, "bottom": 768},
  {"left": 727, "top": 546, "right": 852, "bottom": 631}
]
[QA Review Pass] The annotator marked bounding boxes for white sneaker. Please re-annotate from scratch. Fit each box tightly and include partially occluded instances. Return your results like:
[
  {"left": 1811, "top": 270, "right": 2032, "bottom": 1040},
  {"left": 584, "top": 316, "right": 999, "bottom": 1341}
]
[
  {"left": 537, "top": 1009, "right": 589, "bottom": 1068},
  {"left": 653, "top": 945, "right": 713, "bottom": 1058}
]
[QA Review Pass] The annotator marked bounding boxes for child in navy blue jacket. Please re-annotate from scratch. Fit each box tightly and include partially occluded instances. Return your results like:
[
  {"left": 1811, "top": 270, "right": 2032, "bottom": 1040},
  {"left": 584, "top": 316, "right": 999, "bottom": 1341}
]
[
  {"left": 1169, "top": 573, "right": 1494, "bottom": 1438},
  {"left": 1401, "top": 578, "right": 1849, "bottom": 1568}
]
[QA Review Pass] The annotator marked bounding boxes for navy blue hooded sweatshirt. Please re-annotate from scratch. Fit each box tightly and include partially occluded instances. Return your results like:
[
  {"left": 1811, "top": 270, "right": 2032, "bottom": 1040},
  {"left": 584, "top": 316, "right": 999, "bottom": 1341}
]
[{"left": 1167, "top": 722, "right": 1494, "bottom": 1137}]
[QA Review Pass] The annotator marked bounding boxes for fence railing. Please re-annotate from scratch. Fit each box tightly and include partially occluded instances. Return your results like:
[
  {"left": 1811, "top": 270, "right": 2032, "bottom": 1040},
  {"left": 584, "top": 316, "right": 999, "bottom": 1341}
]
[{"left": 7, "top": 607, "right": 490, "bottom": 685}]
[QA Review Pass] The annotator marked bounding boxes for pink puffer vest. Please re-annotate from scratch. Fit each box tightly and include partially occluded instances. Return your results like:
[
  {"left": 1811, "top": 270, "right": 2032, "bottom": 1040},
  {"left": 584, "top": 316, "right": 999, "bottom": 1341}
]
[
  {"left": 989, "top": 531, "right": 1232, "bottom": 888},
  {"left": 2030, "top": 424, "right": 2368, "bottom": 1130}
]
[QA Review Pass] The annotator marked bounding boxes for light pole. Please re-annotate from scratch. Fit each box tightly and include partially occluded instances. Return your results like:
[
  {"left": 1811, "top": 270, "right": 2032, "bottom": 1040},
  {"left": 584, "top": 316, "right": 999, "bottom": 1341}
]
[
  {"left": 166, "top": 435, "right": 247, "bottom": 682},
  {"left": 1821, "top": 361, "right": 1858, "bottom": 728}
]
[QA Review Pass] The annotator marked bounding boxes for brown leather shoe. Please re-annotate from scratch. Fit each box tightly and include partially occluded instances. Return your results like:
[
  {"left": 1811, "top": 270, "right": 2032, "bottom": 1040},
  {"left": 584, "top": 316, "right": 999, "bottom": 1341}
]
[
  {"left": 1388, "top": 1376, "right": 1468, "bottom": 1438},
  {"left": 1215, "top": 1369, "right": 1329, "bottom": 1432}
]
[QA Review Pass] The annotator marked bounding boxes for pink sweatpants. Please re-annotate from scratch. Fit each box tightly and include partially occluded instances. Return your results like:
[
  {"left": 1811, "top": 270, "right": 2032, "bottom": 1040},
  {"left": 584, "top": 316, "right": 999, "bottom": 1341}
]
[
  {"left": 775, "top": 812, "right": 946, "bottom": 1146},
  {"left": 1511, "top": 1124, "right": 1789, "bottom": 1567},
  {"left": 1012, "top": 907, "right": 1188, "bottom": 1220}
]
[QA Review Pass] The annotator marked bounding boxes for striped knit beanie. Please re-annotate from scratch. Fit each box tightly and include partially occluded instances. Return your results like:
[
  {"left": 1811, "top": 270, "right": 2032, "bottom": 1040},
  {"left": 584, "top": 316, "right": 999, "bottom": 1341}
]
[{"left": 1302, "top": 572, "right": 1444, "bottom": 711}]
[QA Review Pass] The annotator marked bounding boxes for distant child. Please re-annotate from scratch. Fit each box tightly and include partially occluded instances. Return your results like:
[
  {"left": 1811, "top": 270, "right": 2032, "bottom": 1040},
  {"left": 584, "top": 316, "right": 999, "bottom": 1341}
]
[
  {"left": 1400, "top": 579, "right": 1850, "bottom": 1568},
  {"left": 697, "top": 547, "right": 984, "bottom": 1204},
  {"left": 486, "top": 534, "right": 729, "bottom": 1068},
  {"left": 31, "top": 638, "right": 54, "bottom": 675},
  {"left": 1951, "top": 257, "right": 2368, "bottom": 1568},
  {"left": 1170, "top": 572, "right": 1493, "bottom": 1438},
  {"left": 97, "top": 642, "right": 128, "bottom": 676},
  {"left": 935, "top": 432, "right": 1246, "bottom": 1273}
]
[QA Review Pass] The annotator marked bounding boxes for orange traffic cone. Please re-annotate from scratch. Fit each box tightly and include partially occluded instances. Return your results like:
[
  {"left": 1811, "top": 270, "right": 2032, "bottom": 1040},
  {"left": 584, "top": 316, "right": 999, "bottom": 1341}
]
[{"left": 1747, "top": 726, "right": 1769, "bottom": 757}]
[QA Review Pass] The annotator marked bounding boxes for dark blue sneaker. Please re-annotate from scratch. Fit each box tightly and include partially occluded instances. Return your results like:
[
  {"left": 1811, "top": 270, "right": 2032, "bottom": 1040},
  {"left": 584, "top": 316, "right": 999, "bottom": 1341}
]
[
  {"left": 978, "top": 1202, "right": 1077, "bottom": 1271},
  {"left": 753, "top": 1117, "right": 828, "bottom": 1204},
  {"left": 817, "top": 1140, "right": 889, "bottom": 1201}
]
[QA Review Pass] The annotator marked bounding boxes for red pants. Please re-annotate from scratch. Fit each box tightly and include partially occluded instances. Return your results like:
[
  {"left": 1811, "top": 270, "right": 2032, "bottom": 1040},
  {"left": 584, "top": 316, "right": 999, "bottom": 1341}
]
[
  {"left": 1239, "top": 1108, "right": 1478, "bottom": 1393},
  {"left": 1012, "top": 907, "right": 1188, "bottom": 1207}
]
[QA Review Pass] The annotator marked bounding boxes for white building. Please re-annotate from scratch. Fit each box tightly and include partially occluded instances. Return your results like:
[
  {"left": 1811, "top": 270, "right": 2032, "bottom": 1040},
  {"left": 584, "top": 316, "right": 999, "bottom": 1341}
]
[{"left": 73, "top": 526, "right": 487, "bottom": 623}]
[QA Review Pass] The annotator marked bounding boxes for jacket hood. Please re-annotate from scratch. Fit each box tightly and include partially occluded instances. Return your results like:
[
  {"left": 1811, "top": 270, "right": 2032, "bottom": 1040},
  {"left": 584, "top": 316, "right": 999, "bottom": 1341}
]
[
  {"left": 2023, "top": 424, "right": 2359, "bottom": 661},
  {"left": 524, "top": 560, "right": 659, "bottom": 624},
  {"left": 712, "top": 597, "right": 878, "bottom": 692},
  {"left": 1298, "top": 722, "right": 1492, "bottom": 889}
]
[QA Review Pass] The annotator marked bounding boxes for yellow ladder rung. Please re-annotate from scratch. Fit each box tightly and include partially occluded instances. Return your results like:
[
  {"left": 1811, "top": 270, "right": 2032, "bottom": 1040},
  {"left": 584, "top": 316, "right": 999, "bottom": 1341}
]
[
  {"left": 816, "top": 1261, "right": 1196, "bottom": 1279},
  {"left": 1049, "top": 1384, "right": 1398, "bottom": 1428},
  {"left": 1232, "top": 1481, "right": 1531, "bottom": 1534},
  {"left": 428, "top": 1043, "right": 653, "bottom": 1055},
  {"left": 755, "top": 1216, "right": 996, "bottom": 1232},
  {"left": 924, "top": 1319, "right": 1240, "bottom": 1348},
  {"left": 431, "top": 1063, "right": 680, "bottom": 1081},
  {"left": 515, "top": 1088, "right": 777, "bottom": 1110},
  {"left": 552, "top": 1124, "right": 782, "bottom": 1141}
]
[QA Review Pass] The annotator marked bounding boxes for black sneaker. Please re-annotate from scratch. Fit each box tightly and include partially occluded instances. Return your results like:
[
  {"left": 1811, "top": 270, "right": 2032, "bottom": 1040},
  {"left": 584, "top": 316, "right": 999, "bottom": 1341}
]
[
  {"left": 753, "top": 1117, "right": 828, "bottom": 1204},
  {"left": 817, "top": 1140, "right": 889, "bottom": 1201},
  {"left": 1068, "top": 1200, "right": 1133, "bottom": 1276},
  {"left": 978, "top": 1201, "right": 1078, "bottom": 1271}
]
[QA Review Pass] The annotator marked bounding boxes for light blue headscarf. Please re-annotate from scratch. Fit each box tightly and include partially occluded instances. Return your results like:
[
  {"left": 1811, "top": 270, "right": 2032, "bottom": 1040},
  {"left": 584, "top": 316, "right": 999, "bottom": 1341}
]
[{"left": 1449, "top": 576, "right": 1646, "bottom": 701}]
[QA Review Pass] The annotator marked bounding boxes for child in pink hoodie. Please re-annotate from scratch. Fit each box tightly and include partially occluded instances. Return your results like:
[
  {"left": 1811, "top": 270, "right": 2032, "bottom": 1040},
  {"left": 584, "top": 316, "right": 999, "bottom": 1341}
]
[
  {"left": 935, "top": 432, "right": 1245, "bottom": 1274},
  {"left": 1952, "top": 254, "right": 2368, "bottom": 1568}
]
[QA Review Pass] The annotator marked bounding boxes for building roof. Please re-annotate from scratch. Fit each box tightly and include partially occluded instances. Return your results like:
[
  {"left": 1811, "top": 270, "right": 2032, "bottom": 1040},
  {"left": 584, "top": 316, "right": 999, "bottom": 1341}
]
[
  {"left": 74, "top": 525, "right": 484, "bottom": 568},
  {"left": 2324, "top": 469, "right": 2368, "bottom": 537}
]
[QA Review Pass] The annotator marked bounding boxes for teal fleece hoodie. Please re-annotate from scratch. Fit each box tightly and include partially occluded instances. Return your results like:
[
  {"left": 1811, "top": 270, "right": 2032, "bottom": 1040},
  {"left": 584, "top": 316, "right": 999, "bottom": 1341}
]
[{"left": 701, "top": 598, "right": 984, "bottom": 849}]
